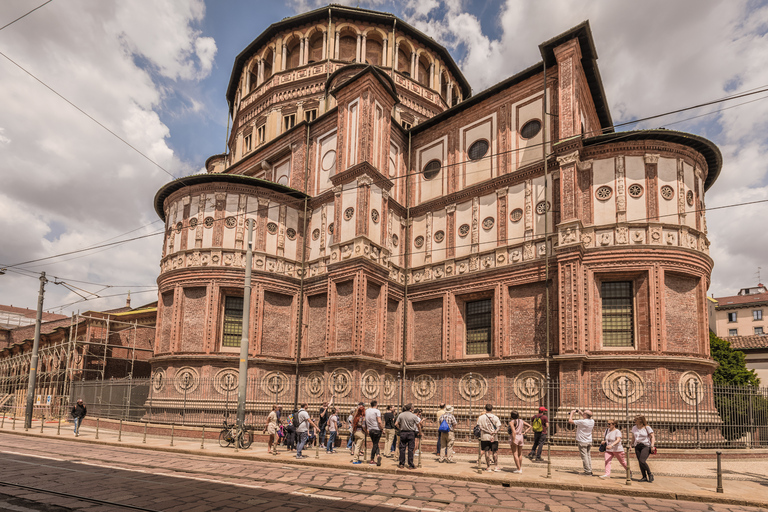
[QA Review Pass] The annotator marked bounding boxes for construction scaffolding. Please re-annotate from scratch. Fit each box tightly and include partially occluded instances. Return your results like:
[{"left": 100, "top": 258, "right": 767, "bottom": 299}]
[{"left": 0, "top": 312, "right": 155, "bottom": 418}]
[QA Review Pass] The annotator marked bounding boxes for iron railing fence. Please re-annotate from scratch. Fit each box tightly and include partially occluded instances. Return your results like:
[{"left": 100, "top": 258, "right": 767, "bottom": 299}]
[{"left": 41, "top": 374, "right": 768, "bottom": 449}]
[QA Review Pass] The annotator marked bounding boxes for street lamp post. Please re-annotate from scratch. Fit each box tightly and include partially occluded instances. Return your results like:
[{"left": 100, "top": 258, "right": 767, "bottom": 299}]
[{"left": 24, "top": 272, "right": 47, "bottom": 429}]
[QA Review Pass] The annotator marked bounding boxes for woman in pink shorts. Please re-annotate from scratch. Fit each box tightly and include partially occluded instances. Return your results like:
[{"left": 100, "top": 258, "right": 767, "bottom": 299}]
[{"left": 508, "top": 411, "right": 531, "bottom": 473}]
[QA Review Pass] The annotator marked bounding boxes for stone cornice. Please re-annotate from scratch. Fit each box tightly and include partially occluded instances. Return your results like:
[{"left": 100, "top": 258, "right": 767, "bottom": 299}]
[{"left": 329, "top": 161, "right": 394, "bottom": 191}]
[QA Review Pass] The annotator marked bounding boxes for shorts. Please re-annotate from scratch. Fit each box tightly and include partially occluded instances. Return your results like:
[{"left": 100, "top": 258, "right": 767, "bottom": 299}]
[{"left": 480, "top": 440, "right": 498, "bottom": 452}]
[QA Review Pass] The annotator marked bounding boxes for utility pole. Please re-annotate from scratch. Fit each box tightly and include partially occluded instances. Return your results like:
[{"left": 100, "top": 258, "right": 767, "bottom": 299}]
[
  {"left": 25, "top": 272, "right": 47, "bottom": 429},
  {"left": 236, "top": 219, "right": 253, "bottom": 427}
]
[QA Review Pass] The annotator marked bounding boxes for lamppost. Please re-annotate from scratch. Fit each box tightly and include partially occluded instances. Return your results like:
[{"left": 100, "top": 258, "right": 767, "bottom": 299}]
[{"left": 25, "top": 272, "right": 47, "bottom": 429}]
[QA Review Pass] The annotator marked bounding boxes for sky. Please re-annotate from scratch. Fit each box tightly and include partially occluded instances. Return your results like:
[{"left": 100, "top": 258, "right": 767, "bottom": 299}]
[{"left": 0, "top": 0, "right": 766, "bottom": 316}]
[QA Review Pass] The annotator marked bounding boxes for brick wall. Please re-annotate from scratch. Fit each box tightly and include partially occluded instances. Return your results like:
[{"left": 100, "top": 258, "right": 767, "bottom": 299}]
[
  {"left": 180, "top": 287, "right": 206, "bottom": 353},
  {"left": 158, "top": 292, "right": 174, "bottom": 353},
  {"left": 261, "top": 291, "right": 293, "bottom": 357},
  {"left": 665, "top": 274, "right": 700, "bottom": 354},
  {"left": 335, "top": 281, "right": 354, "bottom": 352},
  {"left": 412, "top": 298, "right": 443, "bottom": 362},
  {"left": 508, "top": 282, "right": 547, "bottom": 356},
  {"left": 305, "top": 293, "right": 327, "bottom": 358},
  {"left": 363, "top": 282, "right": 380, "bottom": 355}
]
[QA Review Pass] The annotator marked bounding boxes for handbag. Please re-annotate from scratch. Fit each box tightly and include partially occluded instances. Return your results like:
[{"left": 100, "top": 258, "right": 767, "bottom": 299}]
[{"left": 598, "top": 428, "right": 608, "bottom": 453}]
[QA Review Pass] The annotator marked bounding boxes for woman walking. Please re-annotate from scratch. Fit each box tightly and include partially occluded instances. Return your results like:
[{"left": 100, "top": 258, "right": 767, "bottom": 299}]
[
  {"left": 264, "top": 404, "right": 279, "bottom": 455},
  {"left": 326, "top": 407, "right": 339, "bottom": 453},
  {"left": 600, "top": 419, "right": 628, "bottom": 479},
  {"left": 351, "top": 404, "right": 367, "bottom": 464},
  {"left": 630, "top": 416, "right": 655, "bottom": 482},
  {"left": 508, "top": 411, "right": 531, "bottom": 473}
]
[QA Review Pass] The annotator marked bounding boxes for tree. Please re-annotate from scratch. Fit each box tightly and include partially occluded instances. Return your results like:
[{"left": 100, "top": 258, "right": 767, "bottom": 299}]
[{"left": 709, "top": 332, "right": 760, "bottom": 387}]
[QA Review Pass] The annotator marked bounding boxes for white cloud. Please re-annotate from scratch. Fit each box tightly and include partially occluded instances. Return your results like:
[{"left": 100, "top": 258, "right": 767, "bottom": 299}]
[
  {"left": 0, "top": 0, "right": 213, "bottom": 313},
  {"left": 404, "top": 0, "right": 768, "bottom": 296}
]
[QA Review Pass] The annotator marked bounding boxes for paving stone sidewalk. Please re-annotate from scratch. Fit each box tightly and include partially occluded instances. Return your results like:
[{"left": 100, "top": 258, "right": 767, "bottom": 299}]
[{"left": 2, "top": 417, "right": 767, "bottom": 509}]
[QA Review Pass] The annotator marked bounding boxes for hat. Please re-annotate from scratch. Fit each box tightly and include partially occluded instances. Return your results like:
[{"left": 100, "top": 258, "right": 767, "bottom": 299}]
[
  {"left": 445, "top": 405, "right": 454, "bottom": 413},
  {"left": 539, "top": 406, "right": 547, "bottom": 412}
]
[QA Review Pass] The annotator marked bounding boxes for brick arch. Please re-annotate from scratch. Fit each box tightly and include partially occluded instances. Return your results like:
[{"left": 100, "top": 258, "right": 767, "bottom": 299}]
[
  {"left": 416, "top": 52, "right": 432, "bottom": 87},
  {"left": 337, "top": 26, "right": 358, "bottom": 63},
  {"left": 395, "top": 38, "right": 414, "bottom": 75}
]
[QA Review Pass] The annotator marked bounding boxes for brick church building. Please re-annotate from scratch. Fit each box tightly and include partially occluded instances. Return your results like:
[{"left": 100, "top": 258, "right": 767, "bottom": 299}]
[{"left": 151, "top": 5, "right": 721, "bottom": 413}]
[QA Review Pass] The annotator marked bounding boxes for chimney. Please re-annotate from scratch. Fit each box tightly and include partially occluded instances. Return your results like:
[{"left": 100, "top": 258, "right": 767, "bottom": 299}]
[{"left": 126, "top": 291, "right": 131, "bottom": 309}]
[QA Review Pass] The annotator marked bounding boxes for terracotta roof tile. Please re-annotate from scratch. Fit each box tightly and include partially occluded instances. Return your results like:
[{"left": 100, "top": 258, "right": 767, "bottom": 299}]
[
  {"left": 0, "top": 304, "right": 68, "bottom": 322},
  {"left": 713, "top": 292, "right": 768, "bottom": 308},
  {"left": 726, "top": 335, "right": 768, "bottom": 350}
]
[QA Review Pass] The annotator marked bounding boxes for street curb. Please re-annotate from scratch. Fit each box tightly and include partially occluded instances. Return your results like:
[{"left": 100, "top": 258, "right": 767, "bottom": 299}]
[{"left": 2, "top": 428, "right": 767, "bottom": 510}]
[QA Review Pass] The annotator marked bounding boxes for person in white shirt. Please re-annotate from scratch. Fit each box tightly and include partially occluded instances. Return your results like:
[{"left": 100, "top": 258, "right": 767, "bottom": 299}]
[
  {"left": 364, "top": 400, "right": 383, "bottom": 465},
  {"left": 630, "top": 415, "right": 656, "bottom": 482},
  {"left": 477, "top": 404, "right": 502, "bottom": 472},
  {"left": 600, "top": 419, "right": 627, "bottom": 479},
  {"left": 568, "top": 408, "right": 595, "bottom": 475}
]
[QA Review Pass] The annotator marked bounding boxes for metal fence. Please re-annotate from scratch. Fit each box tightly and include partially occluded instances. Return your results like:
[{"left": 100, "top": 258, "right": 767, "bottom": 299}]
[{"left": 32, "top": 373, "right": 767, "bottom": 449}]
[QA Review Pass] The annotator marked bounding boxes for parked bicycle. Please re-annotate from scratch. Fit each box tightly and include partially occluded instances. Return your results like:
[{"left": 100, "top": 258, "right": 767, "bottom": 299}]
[{"left": 219, "top": 420, "right": 253, "bottom": 449}]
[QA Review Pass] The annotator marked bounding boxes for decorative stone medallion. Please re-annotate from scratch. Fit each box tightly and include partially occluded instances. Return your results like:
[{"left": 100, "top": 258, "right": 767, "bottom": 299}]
[
  {"left": 189, "top": 217, "right": 198, "bottom": 228},
  {"left": 414, "top": 235, "right": 424, "bottom": 248},
  {"left": 660, "top": 185, "right": 674, "bottom": 200},
  {"left": 458, "top": 224, "right": 470, "bottom": 237},
  {"left": 312, "top": 228, "right": 320, "bottom": 240},
  {"left": 344, "top": 207, "right": 355, "bottom": 220},
  {"left": 371, "top": 209, "right": 380, "bottom": 223},
  {"left": 361, "top": 369, "right": 381, "bottom": 399},
  {"left": 261, "top": 371, "right": 288, "bottom": 398},
  {"left": 602, "top": 369, "right": 645, "bottom": 404},
  {"left": 175, "top": 222, "right": 183, "bottom": 233},
  {"left": 286, "top": 228, "right": 297, "bottom": 240},
  {"left": 391, "top": 234, "right": 398, "bottom": 246},
  {"left": 173, "top": 367, "right": 199, "bottom": 394},
  {"left": 628, "top": 184, "right": 644, "bottom": 198},
  {"left": 686, "top": 190, "right": 694, "bottom": 206},
  {"left": 535, "top": 201, "right": 550, "bottom": 215},
  {"left": 204, "top": 216, "right": 214, "bottom": 228},
  {"left": 412, "top": 375, "right": 436, "bottom": 401},
  {"left": 328, "top": 222, "right": 334, "bottom": 234},
  {"left": 305, "top": 371, "right": 325, "bottom": 397},
  {"left": 434, "top": 230, "right": 445, "bottom": 243},
  {"left": 679, "top": 371, "right": 704, "bottom": 405},
  {"left": 510, "top": 208, "right": 523, "bottom": 222},
  {"left": 383, "top": 374, "right": 396, "bottom": 399},
  {"left": 266, "top": 222, "right": 278, "bottom": 234},
  {"left": 321, "top": 150, "right": 336, "bottom": 171},
  {"left": 482, "top": 217, "right": 495, "bottom": 230},
  {"left": 329, "top": 368, "right": 352, "bottom": 397},
  {"left": 595, "top": 186, "right": 613, "bottom": 201},
  {"left": 151, "top": 368, "right": 166, "bottom": 392},
  {"left": 513, "top": 370, "right": 546, "bottom": 402},
  {"left": 213, "top": 368, "right": 239, "bottom": 395},
  {"left": 459, "top": 373, "right": 488, "bottom": 401},
  {"left": 225, "top": 216, "right": 236, "bottom": 228}
]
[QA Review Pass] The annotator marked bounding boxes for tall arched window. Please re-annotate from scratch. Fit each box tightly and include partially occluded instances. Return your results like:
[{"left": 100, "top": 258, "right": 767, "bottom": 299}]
[
  {"left": 417, "top": 55, "right": 430, "bottom": 87},
  {"left": 365, "top": 36, "right": 383, "bottom": 65},
  {"left": 339, "top": 33, "right": 357, "bottom": 62},
  {"left": 308, "top": 32, "right": 323, "bottom": 63},
  {"left": 285, "top": 37, "right": 300, "bottom": 70},
  {"left": 440, "top": 72, "right": 448, "bottom": 101},
  {"left": 263, "top": 48, "right": 273, "bottom": 80},
  {"left": 397, "top": 46, "right": 410, "bottom": 76}
]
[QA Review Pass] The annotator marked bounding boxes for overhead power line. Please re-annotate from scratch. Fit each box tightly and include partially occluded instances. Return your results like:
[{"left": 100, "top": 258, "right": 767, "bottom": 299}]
[{"left": 0, "top": 0, "right": 53, "bottom": 32}]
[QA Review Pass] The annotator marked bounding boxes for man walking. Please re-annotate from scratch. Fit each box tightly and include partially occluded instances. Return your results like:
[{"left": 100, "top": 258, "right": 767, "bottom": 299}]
[
  {"left": 477, "top": 404, "right": 502, "bottom": 472},
  {"left": 569, "top": 408, "right": 595, "bottom": 475},
  {"left": 395, "top": 403, "right": 420, "bottom": 469},
  {"left": 365, "top": 400, "right": 383, "bottom": 465},
  {"left": 527, "top": 406, "right": 549, "bottom": 462},
  {"left": 437, "top": 405, "right": 457, "bottom": 463},
  {"left": 295, "top": 403, "right": 318, "bottom": 459},
  {"left": 434, "top": 402, "right": 446, "bottom": 455},
  {"left": 382, "top": 405, "right": 396, "bottom": 458},
  {"left": 71, "top": 399, "right": 86, "bottom": 437}
]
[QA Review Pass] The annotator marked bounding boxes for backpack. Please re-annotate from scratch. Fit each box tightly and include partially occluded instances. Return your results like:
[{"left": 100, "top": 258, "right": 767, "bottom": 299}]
[
  {"left": 473, "top": 424, "right": 482, "bottom": 438},
  {"left": 438, "top": 416, "right": 450, "bottom": 433},
  {"left": 531, "top": 415, "right": 543, "bottom": 433},
  {"left": 292, "top": 410, "right": 302, "bottom": 429}
]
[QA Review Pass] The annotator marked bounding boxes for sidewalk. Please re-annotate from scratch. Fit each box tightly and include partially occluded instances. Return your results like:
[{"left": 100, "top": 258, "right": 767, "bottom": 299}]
[{"left": 2, "top": 417, "right": 767, "bottom": 509}]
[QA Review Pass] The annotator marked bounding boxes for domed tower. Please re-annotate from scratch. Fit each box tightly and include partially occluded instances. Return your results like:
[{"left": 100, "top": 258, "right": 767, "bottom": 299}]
[{"left": 152, "top": 8, "right": 721, "bottom": 433}]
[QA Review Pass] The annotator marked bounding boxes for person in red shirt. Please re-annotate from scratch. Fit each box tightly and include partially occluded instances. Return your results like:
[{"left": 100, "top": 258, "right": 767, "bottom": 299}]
[{"left": 526, "top": 406, "right": 548, "bottom": 462}]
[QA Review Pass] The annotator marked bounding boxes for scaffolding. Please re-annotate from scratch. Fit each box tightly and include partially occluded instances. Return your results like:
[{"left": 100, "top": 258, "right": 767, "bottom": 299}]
[{"left": 0, "top": 312, "right": 155, "bottom": 418}]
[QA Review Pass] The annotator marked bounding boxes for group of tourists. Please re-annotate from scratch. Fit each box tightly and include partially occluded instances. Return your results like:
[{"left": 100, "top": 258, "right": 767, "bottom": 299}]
[{"left": 263, "top": 400, "right": 657, "bottom": 482}]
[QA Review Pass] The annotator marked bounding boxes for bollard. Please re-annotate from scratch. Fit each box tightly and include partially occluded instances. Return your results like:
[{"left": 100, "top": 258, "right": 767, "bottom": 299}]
[
  {"left": 12, "top": 414, "right": 16, "bottom": 430},
  {"left": 40, "top": 415, "right": 45, "bottom": 433},
  {"left": 95, "top": 418, "right": 100, "bottom": 439},
  {"left": 417, "top": 435, "right": 422, "bottom": 468},
  {"left": 1, "top": 413, "right": 5, "bottom": 429},
  {"left": 143, "top": 422, "right": 147, "bottom": 444},
  {"left": 201, "top": 425, "right": 205, "bottom": 450},
  {"left": 716, "top": 451, "right": 723, "bottom": 493},
  {"left": 170, "top": 424, "right": 174, "bottom": 447},
  {"left": 118, "top": 419, "right": 123, "bottom": 442},
  {"left": 315, "top": 434, "right": 320, "bottom": 459},
  {"left": 57, "top": 414, "right": 61, "bottom": 436}
]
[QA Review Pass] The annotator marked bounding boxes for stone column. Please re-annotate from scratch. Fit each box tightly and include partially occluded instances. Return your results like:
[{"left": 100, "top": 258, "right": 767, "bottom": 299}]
[
  {"left": 393, "top": 42, "right": 399, "bottom": 71},
  {"left": 382, "top": 38, "right": 388, "bottom": 67},
  {"left": 299, "top": 38, "right": 304, "bottom": 67},
  {"left": 322, "top": 32, "right": 327, "bottom": 60},
  {"left": 334, "top": 31, "right": 340, "bottom": 60},
  {"left": 281, "top": 44, "right": 287, "bottom": 71},
  {"left": 410, "top": 52, "right": 416, "bottom": 77},
  {"left": 258, "top": 60, "right": 264, "bottom": 84},
  {"left": 361, "top": 34, "right": 367, "bottom": 64},
  {"left": 356, "top": 34, "right": 361, "bottom": 62},
  {"left": 429, "top": 62, "right": 434, "bottom": 89}
]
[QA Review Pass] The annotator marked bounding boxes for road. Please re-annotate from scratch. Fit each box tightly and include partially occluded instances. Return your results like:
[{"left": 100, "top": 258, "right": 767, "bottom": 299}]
[{"left": 0, "top": 433, "right": 761, "bottom": 512}]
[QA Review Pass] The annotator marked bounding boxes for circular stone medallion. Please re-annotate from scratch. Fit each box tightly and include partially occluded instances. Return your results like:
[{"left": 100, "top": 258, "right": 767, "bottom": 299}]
[
  {"left": 679, "top": 371, "right": 704, "bottom": 405},
  {"left": 482, "top": 217, "right": 495, "bottom": 230},
  {"left": 411, "top": 375, "right": 436, "bottom": 401},
  {"left": 513, "top": 370, "right": 546, "bottom": 402},
  {"left": 225, "top": 216, "right": 236, "bottom": 228},
  {"left": 371, "top": 209, "right": 380, "bottom": 223},
  {"left": 660, "top": 185, "right": 674, "bottom": 200},
  {"left": 213, "top": 368, "right": 239, "bottom": 395},
  {"left": 434, "top": 230, "right": 445, "bottom": 243},
  {"left": 329, "top": 368, "right": 353, "bottom": 397},
  {"left": 173, "top": 367, "right": 199, "bottom": 394},
  {"left": 305, "top": 371, "right": 325, "bottom": 397},
  {"left": 602, "top": 369, "right": 645, "bottom": 404},
  {"left": 459, "top": 373, "right": 488, "bottom": 401},
  {"left": 344, "top": 207, "right": 354, "bottom": 221},
  {"left": 261, "top": 371, "right": 289, "bottom": 398},
  {"left": 458, "top": 224, "right": 470, "bottom": 237},
  {"left": 267, "top": 222, "right": 278, "bottom": 234},
  {"left": 360, "top": 370, "right": 381, "bottom": 399},
  {"left": 312, "top": 228, "right": 320, "bottom": 240},
  {"left": 383, "top": 374, "right": 396, "bottom": 399},
  {"left": 151, "top": 369, "right": 166, "bottom": 392},
  {"left": 510, "top": 208, "right": 523, "bottom": 222},
  {"left": 414, "top": 235, "right": 424, "bottom": 248},
  {"left": 286, "top": 228, "right": 297, "bottom": 240}
]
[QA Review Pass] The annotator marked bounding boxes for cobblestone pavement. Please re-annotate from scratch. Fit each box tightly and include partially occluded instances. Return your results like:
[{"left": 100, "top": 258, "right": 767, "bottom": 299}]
[{"left": 0, "top": 433, "right": 764, "bottom": 512}]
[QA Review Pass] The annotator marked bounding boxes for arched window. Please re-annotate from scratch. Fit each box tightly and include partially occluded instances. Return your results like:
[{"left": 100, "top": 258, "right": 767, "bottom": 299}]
[
  {"left": 365, "top": 36, "right": 382, "bottom": 65},
  {"left": 285, "top": 38, "right": 300, "bottom": 70},
  {"left": 451, "top": 87, "right": 459, "bottom": 106},
  {"left": 249, "top": 69, "right": 257, "bottom": 93},
  {"left": 417, "top": 55, "right": 430, "bottom": 87},
  {"left": 263, "top": 49, "right": 273, "bottom": 80},
  {"left": 440, "top": 72, "right": 448, "bottom": 101},
  {"left": 308, "top": 32, "right": 323, "bottom": 63},
  {"left": 397, "top": 46, "right": 410, "bottom": 75},
  {"left": 339, "top": 33, "right": 357, "bottom": 62}
]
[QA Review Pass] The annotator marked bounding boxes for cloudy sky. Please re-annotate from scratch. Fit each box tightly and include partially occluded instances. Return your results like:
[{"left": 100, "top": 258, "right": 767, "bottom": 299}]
[{"left": 0, "top": 0, "right": 766, "bottom": 316}]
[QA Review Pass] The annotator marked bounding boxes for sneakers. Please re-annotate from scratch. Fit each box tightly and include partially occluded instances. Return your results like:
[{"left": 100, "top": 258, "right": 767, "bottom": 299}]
[
  {"left": 398, "top": 464, "right": 405, "bottom": 469},
  {"left": 648, "top": 474, "right": 654, "bottom": 483},
  {"left": 583, "top": 471, "right": 593, "bottom": 476},
  {"left": 534, "top": 457, "right": 544, "bottom": 462},
  {"left": 486, "top": 468, "right": 494, "bottom": 472},
  {"left": 512, "top": 469, "right": 521, "bottom": 474},
  {"left": 376, "top": 456, "right": 382, "bottom": 466},
  {"left": 493, "top": 467, "right": 501, "bottom": 472},
  {"left": 352, "top": 461, "right": 362, "bottom": 464},
  {"left": 407, "top": 465, "right": 417, "bottom": 470},
  {"left": 526, "top": 453, "right": 534, "bottom": 460},
  {"left": 599, "top": 474, "right": 610, "bottom": 479},
  {"left": 368, "top": 460, "right": 376, "bottom": 465}
]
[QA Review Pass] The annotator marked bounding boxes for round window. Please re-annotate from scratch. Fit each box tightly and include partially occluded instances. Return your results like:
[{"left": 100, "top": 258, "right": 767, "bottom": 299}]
[
  {"left": 414, "top": 236, "right": 425, "bottom": 248},
  {"left": 286, "top": 228, "right": 297, "bottom": 240},
  {"left": 422, "top": 160, "right": 441, "bottom": 180},
  {"left": 595, "top": 186, "right": 613, "bottom": 201},
  {"left": 686, "top": 190, "right": 694, "bottom": 206},
  {"left": 458, "top": 224, "right": 470, "bottom": 237},
  {"left": 189, "top": 217, "right": 198, "bottom": 228},
  {"left": 628, "top": 184, "right": 644, "bottom": 198},
  {"left": 520, "top": 119, "right": 542, "bottom": 139},
  {"left": 434, "top": 230, "right": 445, "bottom": 243},
  {"left": 267, "top": 222, "right": 278, "bottom": 234},
  {"left": 535, "top": 201, "right": 550, "bottom": 215},
  {"left": 468, "top": 140, "right": 489, "bottom": 161},
  {"left": 510, "top": 208, "right": 523, "bottom": 222},
  {"left": 660, "top": 185, "right": 674, "bottom": 200}
]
